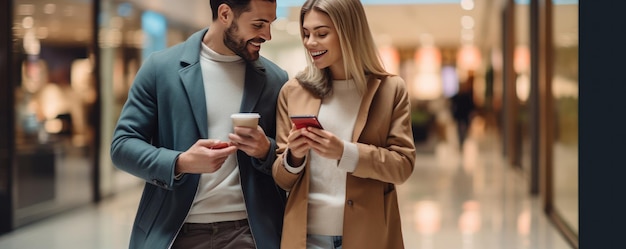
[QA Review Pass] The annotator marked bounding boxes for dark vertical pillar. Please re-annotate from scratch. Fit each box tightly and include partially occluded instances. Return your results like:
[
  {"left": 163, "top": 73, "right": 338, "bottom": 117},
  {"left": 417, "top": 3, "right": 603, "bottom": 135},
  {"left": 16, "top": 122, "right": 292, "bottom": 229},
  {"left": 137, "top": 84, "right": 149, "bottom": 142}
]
[
  {"left": 92, "top": 0, "right": 102, "bottom": 202},
  {"left": 0, "top": 0, "right": 15, "bottom": 235},
  {"left": 502, "top": 0, "right": 518, "bottom": 164},
  {"left": 538, "top": 0, "right": 554, "bottom": 214},
  {"left": 529, "top": 0, "right": 540, "bottom": 195}
]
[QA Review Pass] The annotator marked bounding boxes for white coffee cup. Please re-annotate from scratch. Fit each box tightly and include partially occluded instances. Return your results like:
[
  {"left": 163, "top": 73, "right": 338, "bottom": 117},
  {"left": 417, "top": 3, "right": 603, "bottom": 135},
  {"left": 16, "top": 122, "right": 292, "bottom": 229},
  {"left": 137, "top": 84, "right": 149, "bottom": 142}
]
[{"left": 231, "top": 113, "right": 260, "bottom": 128}]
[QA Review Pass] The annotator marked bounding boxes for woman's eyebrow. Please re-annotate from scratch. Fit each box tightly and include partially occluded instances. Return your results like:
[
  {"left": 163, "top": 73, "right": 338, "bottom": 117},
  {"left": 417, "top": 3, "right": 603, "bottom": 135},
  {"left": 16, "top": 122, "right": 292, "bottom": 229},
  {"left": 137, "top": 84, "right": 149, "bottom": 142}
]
[{"left": 303, "top": 25, "right": 331, "bottom": 31}]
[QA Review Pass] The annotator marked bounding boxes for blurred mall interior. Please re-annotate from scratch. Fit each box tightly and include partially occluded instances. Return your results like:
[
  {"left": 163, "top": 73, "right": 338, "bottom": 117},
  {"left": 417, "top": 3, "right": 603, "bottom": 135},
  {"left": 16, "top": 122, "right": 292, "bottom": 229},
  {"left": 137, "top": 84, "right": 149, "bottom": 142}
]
[{"left": 0, "top": 0, "right": 578, "bottom": 248}]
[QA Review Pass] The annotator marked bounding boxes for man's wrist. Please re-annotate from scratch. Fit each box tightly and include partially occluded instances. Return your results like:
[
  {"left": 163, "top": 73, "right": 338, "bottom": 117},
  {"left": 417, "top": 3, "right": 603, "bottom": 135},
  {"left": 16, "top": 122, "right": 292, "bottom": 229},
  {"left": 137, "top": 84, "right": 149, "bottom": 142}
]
[
  {"left": 174, "top": 153, "right": 185, "bottom": 180},
  {"left": 256, "top": 137, "right": 272, "bottom": 161}
]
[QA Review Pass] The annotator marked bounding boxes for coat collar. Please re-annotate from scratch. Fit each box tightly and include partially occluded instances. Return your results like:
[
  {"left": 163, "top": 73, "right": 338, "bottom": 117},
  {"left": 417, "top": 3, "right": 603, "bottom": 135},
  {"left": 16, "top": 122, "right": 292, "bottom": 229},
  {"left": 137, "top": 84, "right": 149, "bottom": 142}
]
[
  {"left": 303, "top": 76, "right": 383, "bottom": 142},
  {"left": 177, "top": 28, "right": 268, "bottom": 138},
  {"left": 352, "top": 76, "right": 382, "bottom": 141}
]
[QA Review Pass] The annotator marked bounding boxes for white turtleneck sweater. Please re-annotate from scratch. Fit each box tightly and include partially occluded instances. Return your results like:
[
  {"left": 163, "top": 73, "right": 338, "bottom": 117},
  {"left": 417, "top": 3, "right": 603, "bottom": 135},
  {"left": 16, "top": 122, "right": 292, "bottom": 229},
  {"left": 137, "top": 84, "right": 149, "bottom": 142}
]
[
  {"left": 184, "top": 42, "right": 247, "bottom": 224},
  {"left": 285, "top": 79, "right": 362, "bottom": 235}
]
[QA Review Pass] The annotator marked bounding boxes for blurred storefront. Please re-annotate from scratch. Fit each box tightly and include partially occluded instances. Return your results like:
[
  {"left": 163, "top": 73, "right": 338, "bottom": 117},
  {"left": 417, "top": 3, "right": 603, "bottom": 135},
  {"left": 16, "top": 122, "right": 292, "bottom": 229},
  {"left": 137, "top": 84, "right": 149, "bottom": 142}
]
[
  {"left": 0, "top": 0, "right": 196, "bottom": 233},
  {"left": 4, "top": 0, "right": 98, "bottom": 230},
  {"left": 549, "top": 0, "right": 578, "bottom": 244},
  {"left": 498, "top": 0, "right": 579, "bottom": 247}
]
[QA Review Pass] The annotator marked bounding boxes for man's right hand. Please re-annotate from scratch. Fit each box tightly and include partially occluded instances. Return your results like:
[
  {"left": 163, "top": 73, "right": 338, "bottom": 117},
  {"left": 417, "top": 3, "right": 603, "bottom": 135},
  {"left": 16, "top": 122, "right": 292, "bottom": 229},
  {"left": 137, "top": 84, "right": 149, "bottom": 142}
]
[{"left": 175, "top": 139, "right": 238, "bottom": 174}]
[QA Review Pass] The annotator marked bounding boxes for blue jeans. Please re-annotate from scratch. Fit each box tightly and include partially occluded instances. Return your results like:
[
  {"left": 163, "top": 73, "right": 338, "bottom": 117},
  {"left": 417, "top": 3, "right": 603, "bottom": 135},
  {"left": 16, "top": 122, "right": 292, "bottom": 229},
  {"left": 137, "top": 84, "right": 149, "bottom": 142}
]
[{"left": 307, "top": 234, "right": 343, "bottom": 249}]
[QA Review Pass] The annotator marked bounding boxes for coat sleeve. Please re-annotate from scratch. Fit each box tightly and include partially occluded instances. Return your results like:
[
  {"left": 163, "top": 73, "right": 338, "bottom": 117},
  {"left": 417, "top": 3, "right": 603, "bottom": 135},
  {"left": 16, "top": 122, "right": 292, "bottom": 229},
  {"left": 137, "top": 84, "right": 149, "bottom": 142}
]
[
  {"left": 110, "top": 54, "right": 180, "bottom": 190},
  {"left": 351, "top": 76, "right": 416, "bottom": 185},
  {"left": 272, "top": 81, "right": 305, "bottom": 191}
]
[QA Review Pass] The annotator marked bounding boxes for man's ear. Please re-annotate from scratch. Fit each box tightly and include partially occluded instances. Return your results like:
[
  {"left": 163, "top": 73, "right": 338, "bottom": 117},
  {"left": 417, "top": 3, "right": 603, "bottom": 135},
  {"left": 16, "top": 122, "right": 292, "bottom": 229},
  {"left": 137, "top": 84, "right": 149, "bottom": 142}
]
[{"left": 217, "top": 4, "right": 233, "bottom": 25}]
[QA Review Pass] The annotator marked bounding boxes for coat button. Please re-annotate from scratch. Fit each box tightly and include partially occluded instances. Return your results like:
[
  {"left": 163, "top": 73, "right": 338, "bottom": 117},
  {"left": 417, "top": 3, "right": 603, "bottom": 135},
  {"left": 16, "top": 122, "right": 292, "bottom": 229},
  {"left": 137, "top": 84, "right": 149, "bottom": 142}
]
[{"left": 347, "top": 200, "right": 353, "bottom": 206}]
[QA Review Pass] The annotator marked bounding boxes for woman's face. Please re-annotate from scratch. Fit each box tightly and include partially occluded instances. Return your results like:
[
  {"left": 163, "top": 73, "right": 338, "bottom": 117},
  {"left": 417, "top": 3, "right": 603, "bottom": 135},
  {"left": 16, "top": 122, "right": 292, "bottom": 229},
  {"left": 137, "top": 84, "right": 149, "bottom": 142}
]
[{"left": 302, "top": 10, "right": 344, "bottom": 78}]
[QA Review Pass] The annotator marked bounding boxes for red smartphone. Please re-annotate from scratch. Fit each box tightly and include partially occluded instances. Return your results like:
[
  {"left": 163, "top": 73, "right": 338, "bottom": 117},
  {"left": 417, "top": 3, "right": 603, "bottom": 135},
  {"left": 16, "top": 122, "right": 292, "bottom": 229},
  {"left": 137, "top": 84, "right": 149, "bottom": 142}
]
[
  {"left": 210, "top": 142, "right": 230, "bottom": 149},
  {"left": 290, "top": 115, "right": 324, "bottom": 129}
]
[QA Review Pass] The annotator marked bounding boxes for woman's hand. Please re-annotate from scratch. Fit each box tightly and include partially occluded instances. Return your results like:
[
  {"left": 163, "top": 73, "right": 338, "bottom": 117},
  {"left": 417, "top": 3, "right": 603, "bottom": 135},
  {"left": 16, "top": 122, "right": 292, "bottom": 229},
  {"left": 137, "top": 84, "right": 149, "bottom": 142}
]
[
  {"left": 301, "top": 127, "right": 344, "bottom": 160},
  {"left": 287, "top": 125, "right": 311, "bottom": 166}
]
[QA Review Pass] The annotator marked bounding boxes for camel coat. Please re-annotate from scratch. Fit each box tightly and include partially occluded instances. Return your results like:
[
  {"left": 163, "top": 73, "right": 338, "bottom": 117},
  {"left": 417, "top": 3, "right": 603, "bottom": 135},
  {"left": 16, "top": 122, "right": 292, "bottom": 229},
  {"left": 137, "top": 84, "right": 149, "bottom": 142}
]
[{"left": 272, "top": 75, "right": 416, "bottom": 249}]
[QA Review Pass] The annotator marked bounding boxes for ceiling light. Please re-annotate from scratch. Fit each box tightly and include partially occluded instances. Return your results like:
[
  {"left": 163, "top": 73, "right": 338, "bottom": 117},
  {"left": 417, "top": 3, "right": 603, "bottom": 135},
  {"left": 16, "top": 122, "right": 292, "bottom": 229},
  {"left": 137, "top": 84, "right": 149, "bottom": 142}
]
[
  {"left": 23, "top": 30, "right": 40, "bottom": 55},
  {"left": 461, "top": 0, "right": 475, "bottom": 11},
  {"left": 22, "top": 16, "right": 34, "bottom": 29},
  {"left": 461, "top": 16, "right": 474, "bottom": 29},
  {"left": 44, "top": 4, "right": 56, "bottom": 14}
]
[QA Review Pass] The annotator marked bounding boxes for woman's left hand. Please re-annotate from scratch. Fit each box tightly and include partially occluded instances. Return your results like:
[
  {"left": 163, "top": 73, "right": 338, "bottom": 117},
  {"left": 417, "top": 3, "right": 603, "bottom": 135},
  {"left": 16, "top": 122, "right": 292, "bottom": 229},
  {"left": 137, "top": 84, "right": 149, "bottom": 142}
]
[{"left": 300, "top": 127, "right": 344, "bottom": 160}]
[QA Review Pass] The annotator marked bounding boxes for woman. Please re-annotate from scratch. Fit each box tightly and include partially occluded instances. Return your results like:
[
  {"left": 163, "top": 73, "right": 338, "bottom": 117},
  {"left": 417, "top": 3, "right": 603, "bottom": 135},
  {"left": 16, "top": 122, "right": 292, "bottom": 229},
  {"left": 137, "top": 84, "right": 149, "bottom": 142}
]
[{"left": 271, "top": 0, "right": 416, "bottom": 248}]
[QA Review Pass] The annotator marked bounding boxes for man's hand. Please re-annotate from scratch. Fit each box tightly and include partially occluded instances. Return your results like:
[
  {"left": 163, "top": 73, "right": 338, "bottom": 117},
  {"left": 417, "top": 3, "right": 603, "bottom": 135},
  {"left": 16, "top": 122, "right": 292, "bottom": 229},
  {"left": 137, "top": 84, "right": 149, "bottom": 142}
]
[
  {"left": 228, "top": 125, "right": 270, "bottom": 160},
  {"left": 175, "top": 139, "right": 237, "bottom": 174}
]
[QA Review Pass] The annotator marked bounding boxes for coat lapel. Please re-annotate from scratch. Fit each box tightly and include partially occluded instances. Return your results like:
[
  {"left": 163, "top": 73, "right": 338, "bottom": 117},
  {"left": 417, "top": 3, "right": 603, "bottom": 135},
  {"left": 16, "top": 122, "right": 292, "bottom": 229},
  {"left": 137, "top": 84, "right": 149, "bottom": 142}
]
[
  {"left": 240, "top": 60, "right": 266, "bottom": 112},
  {"left": 178, "top": 29, "right": 208, "bottom": 138},
  {"left": 352, "top": 76, "right": 382, "bottom": 141},
  {"left": 179, "top": 64, "right": 208, "bottom": 138}
]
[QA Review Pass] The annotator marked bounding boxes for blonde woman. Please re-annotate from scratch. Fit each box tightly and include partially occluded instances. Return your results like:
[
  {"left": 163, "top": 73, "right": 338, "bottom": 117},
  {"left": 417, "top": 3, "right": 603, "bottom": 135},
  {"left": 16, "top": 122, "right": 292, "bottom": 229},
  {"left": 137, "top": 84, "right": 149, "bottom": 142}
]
[{"left": 272, "top": 0, "right": 416, "bottom": 248}]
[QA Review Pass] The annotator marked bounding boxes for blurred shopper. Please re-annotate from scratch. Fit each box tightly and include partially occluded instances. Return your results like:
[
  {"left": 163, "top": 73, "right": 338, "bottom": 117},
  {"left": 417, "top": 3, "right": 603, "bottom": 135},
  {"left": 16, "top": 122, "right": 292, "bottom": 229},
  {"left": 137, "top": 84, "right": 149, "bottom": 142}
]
[
  {"left": 450, "top": 70, "right": 476, "bottom": 149},
  {"left": 271, "top": 0, "right": 416, "bottom": 248},
  {"left": 110, "top": 0, "right": 287, "bottom": 248}
]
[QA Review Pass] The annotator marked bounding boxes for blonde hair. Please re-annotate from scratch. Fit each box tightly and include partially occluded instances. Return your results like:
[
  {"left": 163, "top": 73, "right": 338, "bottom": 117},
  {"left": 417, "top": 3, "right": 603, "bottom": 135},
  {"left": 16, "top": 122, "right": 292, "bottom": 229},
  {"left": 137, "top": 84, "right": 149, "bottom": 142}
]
[{"left": 295, "top": 0, "right": 393, "bottom": 98}]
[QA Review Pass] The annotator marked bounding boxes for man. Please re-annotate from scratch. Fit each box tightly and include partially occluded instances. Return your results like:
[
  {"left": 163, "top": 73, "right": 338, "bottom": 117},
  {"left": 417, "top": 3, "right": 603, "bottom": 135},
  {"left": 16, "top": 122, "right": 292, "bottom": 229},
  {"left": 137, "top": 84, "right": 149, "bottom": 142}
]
[
  {"left": 110, "top": 0, "right": 287, "bottom": 248},
  {"left": 450, "top": 70, "right": 475, "bottom": 150}
]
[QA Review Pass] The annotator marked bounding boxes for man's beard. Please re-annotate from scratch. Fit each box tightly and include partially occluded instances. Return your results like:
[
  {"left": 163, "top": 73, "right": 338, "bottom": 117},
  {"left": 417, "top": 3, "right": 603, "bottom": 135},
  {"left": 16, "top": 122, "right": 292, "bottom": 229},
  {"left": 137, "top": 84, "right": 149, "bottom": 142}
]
[{"left": 224, "top": 21, "right": 261, "bottom": 62}]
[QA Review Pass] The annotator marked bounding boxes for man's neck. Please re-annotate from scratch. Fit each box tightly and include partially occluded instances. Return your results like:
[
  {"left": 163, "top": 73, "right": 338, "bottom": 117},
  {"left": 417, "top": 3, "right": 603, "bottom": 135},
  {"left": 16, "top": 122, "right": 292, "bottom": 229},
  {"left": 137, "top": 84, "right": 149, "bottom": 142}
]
[{"left": 202, "top": 28, "right": 235, "bottom": 56}]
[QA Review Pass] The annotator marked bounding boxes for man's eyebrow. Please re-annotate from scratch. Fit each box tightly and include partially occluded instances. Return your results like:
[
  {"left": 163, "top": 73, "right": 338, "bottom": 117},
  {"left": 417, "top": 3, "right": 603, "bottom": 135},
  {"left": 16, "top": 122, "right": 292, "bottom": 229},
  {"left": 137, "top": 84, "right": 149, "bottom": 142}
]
[{"left": 253, "top": 17, "right": 276, "bottom": 23}]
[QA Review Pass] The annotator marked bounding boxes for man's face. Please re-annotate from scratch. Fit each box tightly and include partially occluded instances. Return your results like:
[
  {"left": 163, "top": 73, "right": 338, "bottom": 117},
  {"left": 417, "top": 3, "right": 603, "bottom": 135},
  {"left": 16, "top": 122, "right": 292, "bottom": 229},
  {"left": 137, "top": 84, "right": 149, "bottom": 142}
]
[{"left": 224, "top": 0, "right": 277, "bottom": 62}]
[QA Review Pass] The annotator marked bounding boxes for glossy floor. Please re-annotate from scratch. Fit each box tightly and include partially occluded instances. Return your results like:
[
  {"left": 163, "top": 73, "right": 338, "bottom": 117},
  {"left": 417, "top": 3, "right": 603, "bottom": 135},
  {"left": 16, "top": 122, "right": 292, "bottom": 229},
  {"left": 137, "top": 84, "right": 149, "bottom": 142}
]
[
  {"left": 399, "top": 116, "right": 572, "bottom": 249},
  {"left": 0, "top": 116, "right": 573, "bottom": 249}
]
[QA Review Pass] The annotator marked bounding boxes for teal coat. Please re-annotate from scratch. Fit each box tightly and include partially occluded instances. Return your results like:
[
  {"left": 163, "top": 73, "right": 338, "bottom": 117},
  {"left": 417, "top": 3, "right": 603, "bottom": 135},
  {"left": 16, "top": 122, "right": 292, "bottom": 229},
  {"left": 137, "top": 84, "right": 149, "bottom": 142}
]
[{"left": 111, "top": 29, "right": 287, "bottom": 249}]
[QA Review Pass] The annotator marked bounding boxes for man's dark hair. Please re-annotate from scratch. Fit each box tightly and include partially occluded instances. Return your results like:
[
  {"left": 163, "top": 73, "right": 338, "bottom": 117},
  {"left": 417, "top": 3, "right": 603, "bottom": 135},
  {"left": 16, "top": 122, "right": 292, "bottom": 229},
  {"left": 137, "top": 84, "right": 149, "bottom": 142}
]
[{"left": 210, "top": 0, "right": 276, "bottom": 21}]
